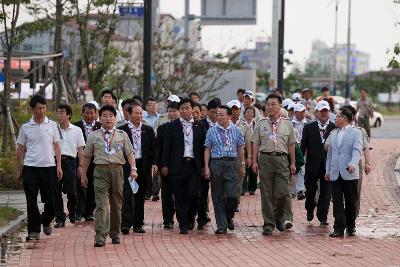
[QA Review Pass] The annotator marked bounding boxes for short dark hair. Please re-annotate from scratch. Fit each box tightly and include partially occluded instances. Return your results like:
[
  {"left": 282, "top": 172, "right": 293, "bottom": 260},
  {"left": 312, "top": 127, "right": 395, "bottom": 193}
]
[
  {"left": 168, "top": 101, "right": 179, "bottom": 110},
  {"left": 341, "top": 105, "right": 357, "bottom": 118},
  {"left": 244, "top": 106, "right": 256, "bottom": 117},
  {"left": 121, "top": 98, "right": 136, "bottom": 108},
  {"left": 178, "top": 98, "right": 194, "bottom": 109},
  {"left": 29, "top": 94, "right": 46, "bottom": 108},
  {"left": 146, "top": 97, "right": 157, "bottom": 105},
  {"left": 101, "top": 89, "right": 115, "bottom": 98},
  {"left": 212, "top": 97, "right": 221, "bottom": 106},
  {"left": 132, "top": 95, "right": 143, "bottom": 105},
  {"left": 127, "top": 103, "right": 142, "bottom": 114},
  {"left": 82, "top": 103, "right": 97, "bottom": 113},
  {"left": 237, "top": 88, "right": 246, "bottom": 95},
  {"left": 57, "top": 104, "right": 73, "bottom": 119},
  {"left": 207, "top": 99, "right": 219, "bottom": 110},
  {"left": 189, "top": 91, "right": 200, "bottom": 98},
  {"left": 339, "top": 107, "right": 353, "bottom": 122},
  {"left": 321, "top": 86, "right": 329, "bottom": 92},
  {"left": 253, "top": 103, "right": 263, "bottom": 111},
  {"left": 218, "top": 105, "right": 232, "bottom": 116},
  {"left": 265, "top": 93, "right": 282, "bottom": 104},
  {"left": 99, "top": 105, "right": 116, "bottom": 117},
  {"left": 193, "top": 102, "right": 201, "bottom": 110},
  {"left": 360, "top": 88, "right": 367, "bottom": 93}
]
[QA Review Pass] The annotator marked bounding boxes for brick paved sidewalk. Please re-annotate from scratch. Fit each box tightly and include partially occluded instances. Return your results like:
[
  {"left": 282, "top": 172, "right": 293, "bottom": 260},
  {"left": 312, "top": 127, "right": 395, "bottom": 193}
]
[{"left": 6, "top": 139, "right": 400, "bottom": 266}]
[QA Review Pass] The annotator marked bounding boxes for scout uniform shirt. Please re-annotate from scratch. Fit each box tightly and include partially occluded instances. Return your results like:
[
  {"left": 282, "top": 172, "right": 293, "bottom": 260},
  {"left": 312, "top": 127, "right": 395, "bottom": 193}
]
[
  {"left": 84, "top": 127, "right": 134, "bottom": 164},
  {"left": 251, "top": 116, "right": 297, "bottom": 154}
]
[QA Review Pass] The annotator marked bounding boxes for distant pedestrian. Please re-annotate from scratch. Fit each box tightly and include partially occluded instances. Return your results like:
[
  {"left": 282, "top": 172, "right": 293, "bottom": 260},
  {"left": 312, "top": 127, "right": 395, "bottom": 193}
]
[
  {"left": 16, "top": 94, "right": 63, "bottom": 241},
  {"left": 356, "top": 89, "right": 374, "bottom": 137}
]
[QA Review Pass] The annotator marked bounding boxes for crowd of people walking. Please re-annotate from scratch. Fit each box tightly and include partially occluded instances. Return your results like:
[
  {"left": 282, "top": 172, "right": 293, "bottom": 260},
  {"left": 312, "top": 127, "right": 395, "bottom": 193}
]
[{"left": 16, "top": 87, "right": 372, "bottom": 246}]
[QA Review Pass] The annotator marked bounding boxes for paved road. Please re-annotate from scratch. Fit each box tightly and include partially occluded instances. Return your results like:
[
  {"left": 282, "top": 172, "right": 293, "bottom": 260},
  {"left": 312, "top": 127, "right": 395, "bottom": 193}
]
[
  {"left": 371, "top": 116, "right": 400, "bottom": 139},
  {"left": 3, "top": 138, "right": 400, "bottom": 266}
]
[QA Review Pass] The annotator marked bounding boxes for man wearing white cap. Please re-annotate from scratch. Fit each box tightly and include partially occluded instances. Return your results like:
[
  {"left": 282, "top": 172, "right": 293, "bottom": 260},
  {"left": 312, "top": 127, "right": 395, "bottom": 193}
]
[
  {"left": 227, "top": 100, "right": 242, "bottom": 127},
  {"left": 300, "top": 100, "right": 335, "bottom": 225},
  {"left": 154, "top": 95, "right": 181, "bottom": 134},
  {"left": 291, "top": 103, "right": 308, "bottom": 200},
  {"left": 292, "top": 93, "right": 302, "bottom": 103},
  {"left": 241, "top": 91, "right": 261, "bottom": 121}
]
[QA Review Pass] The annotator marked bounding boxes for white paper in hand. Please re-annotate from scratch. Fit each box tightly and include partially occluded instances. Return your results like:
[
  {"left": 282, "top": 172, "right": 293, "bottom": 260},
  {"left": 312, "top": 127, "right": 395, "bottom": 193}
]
[{"left": 129, "top": 178, "right": 139, "bottom": 194}]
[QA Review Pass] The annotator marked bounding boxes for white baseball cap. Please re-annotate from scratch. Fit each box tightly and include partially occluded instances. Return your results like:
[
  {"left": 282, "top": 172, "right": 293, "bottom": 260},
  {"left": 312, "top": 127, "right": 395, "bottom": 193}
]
[
  {"left": 227, "top": 100, "right": 241, "bottom": 109},
  {"left": 294, "top": 103, "right": 306, "bottom": 112},
  {"left": 282, "top": 98, "right": 293, "bottom": 109},
  {"left": 292, "top": 92, "right": 302, "bottom": 101},
  {"left": 244, "top": 91, "right": 254, "bottom": 99},
  {"left": 316, "top": 100, "right": 331, "bottom": 111},
  {"left": 167, "top": 94, "right": 180, "bottom": 103},
  {"left": 88, "top": 100, "right": 100, "bottom": 110},
  {"left": 287, "top": 102, "right": 295, "bottom": 110}
]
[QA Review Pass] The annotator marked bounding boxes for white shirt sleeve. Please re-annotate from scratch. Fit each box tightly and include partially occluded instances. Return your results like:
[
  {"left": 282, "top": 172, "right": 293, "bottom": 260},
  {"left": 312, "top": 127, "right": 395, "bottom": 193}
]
[
  {"left": 52, "top": 122, "right": 61, "bottom": 143},
  {"left": 16, "top": 126, "right": 26, "bottom": 145},
  {"left": 77, "top": 128, "right": 85, "bottom": 147}
]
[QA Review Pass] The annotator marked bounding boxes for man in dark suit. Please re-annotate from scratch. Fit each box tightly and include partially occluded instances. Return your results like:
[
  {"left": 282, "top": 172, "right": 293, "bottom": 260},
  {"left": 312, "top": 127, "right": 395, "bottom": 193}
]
[
  {"left": 197, "top": 99, "right": 219, "bottom": 230},
  {"left": 155, "top": 101, "right": 180, "bottom": 229},
  {"left": 301, "top": 100, "right": 335, "bottom": 225},
  {"left": 161, "top": 98, "right": 206, "bottom": 234},
  {"left": 74, "top": 102, "right": 102, "bottom": 221},
  {"left": 119, "top": 103, "right": 157, "bottom": 234}
]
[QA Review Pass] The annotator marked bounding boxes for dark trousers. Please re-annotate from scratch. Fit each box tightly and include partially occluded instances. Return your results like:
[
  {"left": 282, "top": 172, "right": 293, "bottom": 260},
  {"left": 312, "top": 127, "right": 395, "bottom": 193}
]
[
  {"left": 152, "top": 175, "right": 161, "bottom": 197},
  {"left": 121, "top": 159, "right": 147, "bottom": 228},
  {"left": 22, "top": 166, "right": 57, "bottom": 234},
  {"left": 76, "top": 161, "right": 95, "bottom": 218},
  {"left": 161, "top": 174, "right": 175, "bottom": 225},
  {"left": 304, "top": 165, "right": 331, "bottom": 222},
  {"left": 210, "top": 159, "right": 240, "bottom": 230},
  {"left": 197, "top": 177, "right": 210, "bottom": 225},
  {"left": 170, "top": 160, "right": 200, "bottom": 230},
  {"left": 55, "top": 158, "right": 77, "bottom": 222},
  {"left": 145, "top": 171, "right": 153, "bottom": 198},
  {"left": 242, "top": 167, "right": 257, "bottom": 193},
  {"left": 331, "top": 176, "right": 358, "bottom": 232}
]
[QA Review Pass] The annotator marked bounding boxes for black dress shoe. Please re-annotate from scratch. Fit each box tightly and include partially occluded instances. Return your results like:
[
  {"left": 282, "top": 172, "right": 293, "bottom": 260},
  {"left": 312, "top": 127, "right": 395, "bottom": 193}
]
[
  {"left": 275, "top": 221, "right": 284, "bottom": 232},
  {"left": 54, "top": 221, "right": 65, "bottom": 228},
  {"left": 227, "top": 219, "right": 234, "bottom": 231},
  {"left": 297, "top": 191, "right": 306, "bottom": 200},
  {"left": 306, "top": 212, "right": 314, "bottom": 222},
  {"left": 249, "top": 191, "right": 255, "bottom": 195},
  {"left": 164, "top": 223, "right": 173, "bottom": 229},
  {"left": 75, "top": 214, "right": 82, "bottom": 221},
  {"left": 133, "top": 227, "right": 145, "bottom": 233},
  {"left": 262, "top": 229, "right": 272, "bottom": 236},
  {"left": 84, "top": 215, "right": 95, "bottom": 222},
  {"left": 94, "top": 241, "right": 105, "bottom": 247},
  {"left": 215, "top": 229, "right": 227, "bottom": 235},
  {"left": 188, "top": 219, "right": 195, "bottom": 230},
  {"left": 197, "top": 223, "right": 205, "bottom": 230},
  {"left": 121, "top": 227, "right": 130, "bottom": 235},
  {"left": 112, "top": 237, "right": 120, "bottom": 244},
  {"left": 151, "top": 195, "right": 160, "bottom": 201},
  {"left": 329, "top": 230, "right": 344, "bottom": 238},
  {"left": 206, "top": 217, "right": 211, "bottom": 223},
  {"left": 145, "top": 195, "right": 151, "bottom": 200},
  {"left": 69, "top": 215, "right": 76, "bottom": 224},
  {"left": 180, "top": 228, "right": 188, "bottom": 234},
  {"left": 319, "top": 220, "right": 329, "bottom": 226},
  {"left": 346, "top": 228, "right": 356, "bottom": 236}
]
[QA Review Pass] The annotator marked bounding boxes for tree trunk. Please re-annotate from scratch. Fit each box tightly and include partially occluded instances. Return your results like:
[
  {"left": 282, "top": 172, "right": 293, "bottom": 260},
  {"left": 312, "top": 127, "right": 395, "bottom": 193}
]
[
  {"left": 1, "top": 48, "right": 12, "bottom": 154},
  {"left": 54, "top": 0, "right": 63, "bottom": 106}
]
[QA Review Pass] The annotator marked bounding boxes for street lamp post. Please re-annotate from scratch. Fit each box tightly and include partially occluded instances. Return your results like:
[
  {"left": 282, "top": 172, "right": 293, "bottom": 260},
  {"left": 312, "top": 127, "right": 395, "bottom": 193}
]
[
  {"left": 345, "top": 0, "right": 351, "bottom": 100},
  {"left": 143, "top": 0, "right": 152, "bottom": 101},
  {"left": 277, "top": 0, "right": 285, "bottom": 93}
]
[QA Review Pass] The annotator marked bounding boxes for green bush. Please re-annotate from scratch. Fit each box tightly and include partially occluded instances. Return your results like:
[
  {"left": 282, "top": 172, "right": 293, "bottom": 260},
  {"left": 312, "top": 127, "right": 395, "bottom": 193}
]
[
  {"left": 0, "top": 153, "right": 21, "bottom": 190},
  {"left": 0, "top": 206, "right": 22, "bottom": 227}
]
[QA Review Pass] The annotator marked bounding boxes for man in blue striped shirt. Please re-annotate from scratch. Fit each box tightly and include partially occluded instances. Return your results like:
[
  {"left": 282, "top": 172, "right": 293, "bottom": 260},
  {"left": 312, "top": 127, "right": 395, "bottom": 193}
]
[{"left": 204, "top": 105, "right": 245, "bottom": 234}]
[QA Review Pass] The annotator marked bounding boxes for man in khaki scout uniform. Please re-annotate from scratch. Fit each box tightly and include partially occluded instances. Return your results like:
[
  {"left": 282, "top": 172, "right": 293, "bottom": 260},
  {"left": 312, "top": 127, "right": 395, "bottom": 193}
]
[
  {"left": 251, "top": 94, "right": 296, "bottom": 236},
  {"left": 81, "top": 105, "right": 137, "bottom": 247}
]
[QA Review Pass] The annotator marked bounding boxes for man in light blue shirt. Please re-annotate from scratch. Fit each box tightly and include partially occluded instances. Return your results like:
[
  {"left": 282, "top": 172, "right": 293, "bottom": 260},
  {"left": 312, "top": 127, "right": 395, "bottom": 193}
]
[
  {"left": 204, "top": 105, "right": 245, "bottom": 234},
  {"left": 143, "top": 97, "right": 159, "bottom": 129},
  {"left": 325, "top": 107, "right": 363, "bottom": 238}
]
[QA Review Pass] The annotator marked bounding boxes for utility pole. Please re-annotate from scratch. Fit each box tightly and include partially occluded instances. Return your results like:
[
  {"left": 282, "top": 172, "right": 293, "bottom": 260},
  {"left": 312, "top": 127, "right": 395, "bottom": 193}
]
[
  {"left": 345, "top": 0, "right": 351, "bottom": 100},
  {"left": 184, "top": 0, "right": 189, "bottom": 43},
  {"left": 330, "top": 0, "right": 338, "bottom": 96},
  {"left": 143, "top": 0, "right": 152, "bottom": 101},
  {"left": 270, "top": 0, "right": 285, "bottom": 93}
]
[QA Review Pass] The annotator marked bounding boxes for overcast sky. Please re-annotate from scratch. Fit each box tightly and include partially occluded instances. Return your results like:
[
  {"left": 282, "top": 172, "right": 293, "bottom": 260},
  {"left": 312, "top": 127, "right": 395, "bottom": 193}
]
[{"left": 160, "top": 0, "right": 400, "bottom": 71}]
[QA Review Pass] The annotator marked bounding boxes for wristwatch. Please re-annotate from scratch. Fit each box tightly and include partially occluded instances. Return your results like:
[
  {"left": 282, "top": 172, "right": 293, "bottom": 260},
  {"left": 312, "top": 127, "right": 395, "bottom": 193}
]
[
  {"left": 241, "top": 162, "right": 246, "bottom": 166},
  {"left": 131, "top": 167, "right": 137, "bottom": 171}
]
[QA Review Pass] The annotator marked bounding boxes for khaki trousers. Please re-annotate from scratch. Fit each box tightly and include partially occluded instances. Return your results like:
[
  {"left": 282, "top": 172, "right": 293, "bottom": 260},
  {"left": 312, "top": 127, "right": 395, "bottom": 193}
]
[{"left": 93, "top": 166, "right": 124, "bottom": 243}]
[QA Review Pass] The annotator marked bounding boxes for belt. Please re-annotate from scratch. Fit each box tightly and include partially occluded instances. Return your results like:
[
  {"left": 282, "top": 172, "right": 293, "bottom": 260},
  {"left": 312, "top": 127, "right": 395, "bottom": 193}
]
[
  {"left": 261, "top": 151, "right": 287, "bottom": 156},
  {"left": 61, "top": 155, "right": 75, "bottom": 160},
  {"left": 95, "top": 163, "right": 123, "bottom": 168},
  {"left": 183, "top": 157, "right": 194, "bottom": 162},
  {"left": 212, "top": 157, "right": 236, "bottom": 161}
]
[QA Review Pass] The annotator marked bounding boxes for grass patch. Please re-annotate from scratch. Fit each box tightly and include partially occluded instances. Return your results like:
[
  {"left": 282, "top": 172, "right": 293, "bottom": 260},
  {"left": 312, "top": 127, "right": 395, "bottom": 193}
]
[{"left": 0, "top": 206, "right": 22, "bottom": 227}]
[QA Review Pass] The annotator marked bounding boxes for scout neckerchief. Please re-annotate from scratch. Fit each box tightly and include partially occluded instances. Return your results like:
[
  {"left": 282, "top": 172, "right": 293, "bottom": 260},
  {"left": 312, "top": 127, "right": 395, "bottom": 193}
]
[
  {"left": 206, "top": 117, "right": 217, "bottom": 128},
  {"left": 83, "top": 120, "right": 96, "bottom": 136},
  {"left": 292, "top": 118, "right": 307, "bottom": 142},
  {"left": 217, "top": 123, "right": 232, "bottom": 152},
  {"left": 317, "top": 120, "right": 329, "bottom": 143},
  {"left": 128, "top": 122, "right": 142, "bottom": 153},
  {"left": 101, "top": 128, "right": 115, "bottom": 153},
  {"left": 180, "top": 117, "right": 194, "bottom": 146},
  {"left": 267, "top": 116, "right": 282, "bottom": 145}
]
